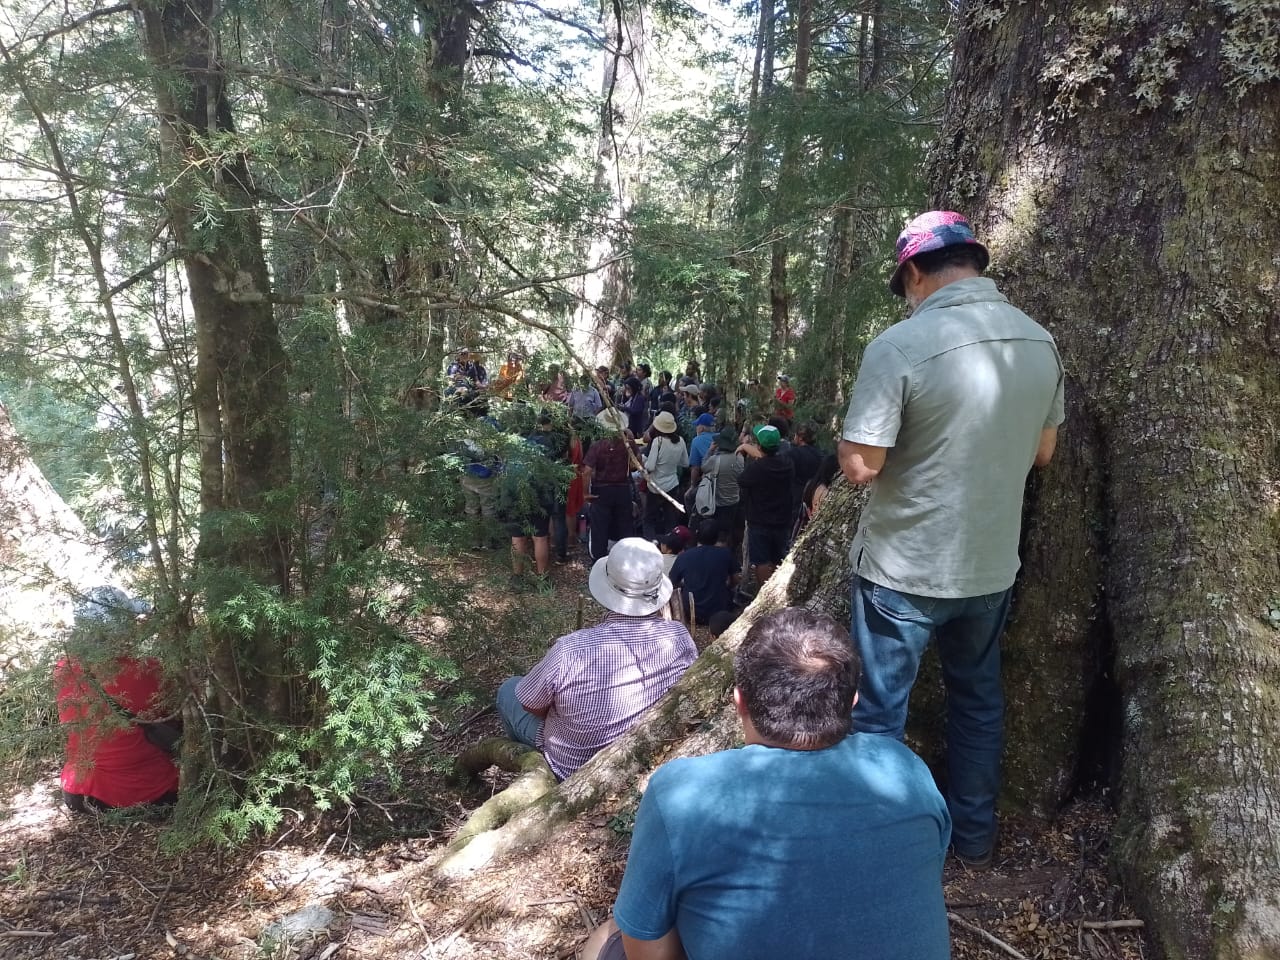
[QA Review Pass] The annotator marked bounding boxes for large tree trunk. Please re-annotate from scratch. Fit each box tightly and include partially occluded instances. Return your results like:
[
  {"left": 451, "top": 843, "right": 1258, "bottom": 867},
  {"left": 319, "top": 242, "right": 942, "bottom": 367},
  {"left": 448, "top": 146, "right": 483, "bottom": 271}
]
[
  {"left": 139, "top": 0, "right": 294, "bottom": 744},
  {"left": 930, "top": 3, "right": 1280, "bottom": 956},
  {"left": 570, "top": 0, "right": 646, "bottom": 371},
  {"left": 419, "top": 5, "right": 1280, "bottom": 956}
]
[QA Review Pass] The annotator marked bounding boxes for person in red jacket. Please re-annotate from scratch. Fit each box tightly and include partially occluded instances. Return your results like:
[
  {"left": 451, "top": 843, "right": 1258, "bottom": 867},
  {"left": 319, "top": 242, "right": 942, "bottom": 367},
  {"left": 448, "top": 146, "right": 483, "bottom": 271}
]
[
  {"left": 774, "top": 374, "right": 796, "bottom": 421},
  {"left": 56, "top": 586, "right": 179, "bottom": 813}
]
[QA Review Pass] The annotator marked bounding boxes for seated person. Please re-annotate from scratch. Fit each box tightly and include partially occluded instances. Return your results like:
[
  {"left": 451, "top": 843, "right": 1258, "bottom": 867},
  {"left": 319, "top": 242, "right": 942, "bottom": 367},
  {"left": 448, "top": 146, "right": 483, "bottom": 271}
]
[
  {"left": 496, "top": 539, "right": 697, "bottom": 780},
  {"left": 55, "top": 586, "right": 180, "bottom": 814},
  {"left": 655, "top": 525, "right": 691, "bottom": 576},
  {"left": 585, "top": 607, "right": 951, "bottom": 960},
  {"left": 668, "top": 522, "right": 738, "bottom": 624}
]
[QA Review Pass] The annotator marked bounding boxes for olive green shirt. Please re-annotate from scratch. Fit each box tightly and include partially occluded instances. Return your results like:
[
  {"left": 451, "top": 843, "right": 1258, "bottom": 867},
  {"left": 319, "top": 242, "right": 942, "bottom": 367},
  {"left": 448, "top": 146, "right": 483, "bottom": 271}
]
[{"left": 842, "top": 277, "right": 1065, "bottom": 598}]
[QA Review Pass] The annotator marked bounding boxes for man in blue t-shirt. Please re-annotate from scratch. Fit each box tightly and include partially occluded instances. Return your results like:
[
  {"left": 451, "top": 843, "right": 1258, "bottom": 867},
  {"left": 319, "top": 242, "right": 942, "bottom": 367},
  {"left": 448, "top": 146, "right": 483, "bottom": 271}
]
[
  {"left": 668, "top": 523, "right": 738, "bottom": 624},
  {"left": 582, "top": 607, "right": 951, "bottom": 960}
]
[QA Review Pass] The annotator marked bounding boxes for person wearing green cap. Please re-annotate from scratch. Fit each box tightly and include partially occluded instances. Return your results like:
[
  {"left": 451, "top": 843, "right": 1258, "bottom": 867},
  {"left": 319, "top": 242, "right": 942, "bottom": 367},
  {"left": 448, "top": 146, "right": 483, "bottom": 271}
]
[
  {"left": 839, "top": 210, "right": 1065, "bottom": 870},
  {"left": 737, "top": 424, "right": 795, "bottom": 588}
]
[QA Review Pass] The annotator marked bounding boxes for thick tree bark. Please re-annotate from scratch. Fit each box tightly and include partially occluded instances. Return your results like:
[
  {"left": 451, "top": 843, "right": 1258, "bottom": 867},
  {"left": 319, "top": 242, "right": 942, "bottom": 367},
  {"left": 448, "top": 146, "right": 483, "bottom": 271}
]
[
  {"left": 931, "top": 3, "right": 1280, "bottom": 956},
  {"left": 139, "top": 0, "right": 294, "bottom": 738},
  {"left": 571, "top": 0, "right": 646, "bottom": 370}
]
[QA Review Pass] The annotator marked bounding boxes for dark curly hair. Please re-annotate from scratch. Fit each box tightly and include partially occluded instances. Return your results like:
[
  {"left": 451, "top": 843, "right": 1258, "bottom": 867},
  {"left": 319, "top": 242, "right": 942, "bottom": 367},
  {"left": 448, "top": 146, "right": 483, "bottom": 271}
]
[{"left": 734, "top": 608, "right": 861, "bottom": 749}]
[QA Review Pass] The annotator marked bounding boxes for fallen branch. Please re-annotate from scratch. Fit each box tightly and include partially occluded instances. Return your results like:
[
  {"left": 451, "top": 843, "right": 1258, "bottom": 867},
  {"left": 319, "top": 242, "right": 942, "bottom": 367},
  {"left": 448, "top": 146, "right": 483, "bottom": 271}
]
[
  {"left": 1081, "top": 918, "right": 1145, "bottom": 930},
  {"left": 947, "top": 912, "right": 1029, "bottom": 960},
  {"left": 0, "top": 931, "right": 56, "bottom": 939}
]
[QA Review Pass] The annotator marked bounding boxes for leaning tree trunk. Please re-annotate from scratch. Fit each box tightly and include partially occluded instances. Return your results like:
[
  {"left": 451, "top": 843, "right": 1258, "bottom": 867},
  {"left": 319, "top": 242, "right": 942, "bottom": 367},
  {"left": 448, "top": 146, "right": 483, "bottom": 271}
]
[
  {"left": 0, "top": 402, "right": 119, "bottom": 658},
  {"left": 139, "top": 0, "right": 294, "bottom": 748},
  {"left": 930, "top": 3, "right": 1280, "bottom": 956}
]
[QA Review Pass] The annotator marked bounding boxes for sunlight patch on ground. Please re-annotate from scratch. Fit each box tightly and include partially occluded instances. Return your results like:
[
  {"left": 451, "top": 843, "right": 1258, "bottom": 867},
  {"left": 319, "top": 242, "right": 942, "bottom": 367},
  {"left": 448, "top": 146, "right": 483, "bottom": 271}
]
[{"left": 0, "top": 776, "right": 64, "bottom": 846}]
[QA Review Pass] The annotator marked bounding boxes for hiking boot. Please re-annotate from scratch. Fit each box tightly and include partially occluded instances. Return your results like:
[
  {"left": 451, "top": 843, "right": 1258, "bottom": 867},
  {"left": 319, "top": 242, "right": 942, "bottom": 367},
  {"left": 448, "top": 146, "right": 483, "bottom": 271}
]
[{"left": 952, "top": 846, "right": 994, "bottom": 871}]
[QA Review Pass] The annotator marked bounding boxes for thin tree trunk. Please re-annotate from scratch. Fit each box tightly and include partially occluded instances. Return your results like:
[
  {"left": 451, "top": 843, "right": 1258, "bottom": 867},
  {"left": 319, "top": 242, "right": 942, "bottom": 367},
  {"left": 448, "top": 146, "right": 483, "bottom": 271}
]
[
  {"left": 724, "top": 0, "right": 775, "bottom": 385},
  {"left": 763, "top": 0, "right": 813, "bottom": 378},
  {"left": 572, "top": 0, "right": 646, "bottom": 371},
  {"left": 932, "top": 3, "right": 1280, "bottom": 955},
  {"left": 803, "top": 207, "right": 859, "bottom": 431}
]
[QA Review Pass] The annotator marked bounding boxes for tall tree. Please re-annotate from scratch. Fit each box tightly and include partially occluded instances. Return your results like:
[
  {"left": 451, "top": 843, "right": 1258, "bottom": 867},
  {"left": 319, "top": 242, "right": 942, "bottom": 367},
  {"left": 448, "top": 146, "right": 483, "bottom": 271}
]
[
  {"left": 929, "top": 2, "right": 1280, "bottom": 955},
  {"left": 138, "top": 0, "right": 294, "bottom": 742},
  {"left": 762, "top": 0, "right": 813, "bottom": 377},
  {"left": 571, "top": 0, "right": 648, "bottom": 371}
]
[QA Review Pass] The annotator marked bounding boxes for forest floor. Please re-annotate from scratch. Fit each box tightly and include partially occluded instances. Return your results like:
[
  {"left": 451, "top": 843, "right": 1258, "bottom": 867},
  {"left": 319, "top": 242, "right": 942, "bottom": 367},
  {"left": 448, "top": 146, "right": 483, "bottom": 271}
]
[{"left": 0, "top": 541, "right": 1152, "bottom": 960}]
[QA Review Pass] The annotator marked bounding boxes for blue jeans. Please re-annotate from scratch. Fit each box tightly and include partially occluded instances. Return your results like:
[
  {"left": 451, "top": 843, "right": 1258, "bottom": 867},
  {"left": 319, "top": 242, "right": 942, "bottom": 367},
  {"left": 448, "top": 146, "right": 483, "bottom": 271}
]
[
  {"left": 496, "top": 676, "right": 542, "bottom": 748},
  {"left": 851, "top": 576, "right": 1012, "bottom": 858}
]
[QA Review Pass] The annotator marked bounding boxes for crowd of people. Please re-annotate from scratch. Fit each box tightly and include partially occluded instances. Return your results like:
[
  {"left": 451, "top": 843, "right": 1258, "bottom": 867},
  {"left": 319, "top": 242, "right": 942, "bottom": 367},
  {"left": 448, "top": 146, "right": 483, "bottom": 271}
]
[
  {"left": 451, "top": 348, "right": 839, "bottom": 626},
  {"left": 58, "top": 211, "right": 1067, "bottom": 960},
  {"left": 493, "top": 211, "right": 1064, "bottom": 960}
]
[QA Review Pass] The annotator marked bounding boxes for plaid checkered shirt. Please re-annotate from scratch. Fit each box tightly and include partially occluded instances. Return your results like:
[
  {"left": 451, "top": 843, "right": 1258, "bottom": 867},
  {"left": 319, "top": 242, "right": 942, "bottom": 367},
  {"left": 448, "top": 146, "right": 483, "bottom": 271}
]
[{"left": 516, "top": 612, "right": 697, "bottom": 779}]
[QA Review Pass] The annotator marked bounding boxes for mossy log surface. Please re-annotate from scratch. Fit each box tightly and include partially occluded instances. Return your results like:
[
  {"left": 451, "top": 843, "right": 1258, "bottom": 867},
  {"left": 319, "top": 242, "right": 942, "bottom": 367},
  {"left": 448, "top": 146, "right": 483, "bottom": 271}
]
[{"left": 452, "top": 739, "right": 558, "bottom": 846}]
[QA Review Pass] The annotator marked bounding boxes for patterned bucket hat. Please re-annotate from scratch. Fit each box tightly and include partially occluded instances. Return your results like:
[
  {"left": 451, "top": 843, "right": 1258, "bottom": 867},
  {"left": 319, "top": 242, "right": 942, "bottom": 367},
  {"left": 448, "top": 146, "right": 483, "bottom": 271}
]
[{"left": 888, "top": 211, "right": 990, "bottom": 297}]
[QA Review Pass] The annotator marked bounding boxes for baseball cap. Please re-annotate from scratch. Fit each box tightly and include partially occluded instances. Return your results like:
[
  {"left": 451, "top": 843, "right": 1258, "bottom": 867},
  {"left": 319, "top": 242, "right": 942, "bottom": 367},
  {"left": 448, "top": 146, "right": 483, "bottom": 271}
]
[
  {"left": 694, "top": 413, "right": 715, "bottom": 427},
  {"left": 753, "top": 425, "right": 781, "bottom": 451},
  {"left": 888, "top": 211, "right": 990, "bottom": 298}
]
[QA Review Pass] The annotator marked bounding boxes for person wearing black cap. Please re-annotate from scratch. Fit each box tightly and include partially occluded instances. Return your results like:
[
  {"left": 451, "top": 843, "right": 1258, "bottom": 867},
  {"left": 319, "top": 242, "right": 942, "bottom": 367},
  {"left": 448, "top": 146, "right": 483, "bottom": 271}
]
[{"left": 839, "top": 210, "right": 1065, "bottom": 870}]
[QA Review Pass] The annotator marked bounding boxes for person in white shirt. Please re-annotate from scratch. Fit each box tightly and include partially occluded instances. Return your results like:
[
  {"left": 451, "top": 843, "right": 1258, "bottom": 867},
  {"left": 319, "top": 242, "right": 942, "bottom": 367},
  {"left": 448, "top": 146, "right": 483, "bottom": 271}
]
[{"left": 642, "top": 412, "right": 688, "bottom": 540}]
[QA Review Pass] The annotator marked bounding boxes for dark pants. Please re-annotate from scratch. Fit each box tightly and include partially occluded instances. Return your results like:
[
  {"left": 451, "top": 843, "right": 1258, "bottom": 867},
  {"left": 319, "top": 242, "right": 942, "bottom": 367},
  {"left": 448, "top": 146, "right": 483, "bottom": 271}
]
[
  {"left": 589, "top": 485, "right": 634, "bottom": 561},
  {"left": 64, "top": 789, "right": 178, "bottom": 814},
  {"left": 643, "top": 485, "right": 678, "bottom": 540},
  {"left": 851, "top": 577, "right": 1012, "bottom": 858},
  {"left": 551, "top": 502, "right": 569, "bottom": 559},
  {"left": 713, "top": 502, "right": 744, "bottom": 557},
  {"left": 597, "top": 929, "right": 626, "bottom": 960}
]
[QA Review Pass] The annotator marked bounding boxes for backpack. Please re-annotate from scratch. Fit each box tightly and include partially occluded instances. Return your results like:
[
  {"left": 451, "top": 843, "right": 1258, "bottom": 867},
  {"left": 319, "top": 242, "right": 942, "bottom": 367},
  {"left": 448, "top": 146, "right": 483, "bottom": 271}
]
[{"left": 694, "top": 459, "right": 719, "bottom": 517}]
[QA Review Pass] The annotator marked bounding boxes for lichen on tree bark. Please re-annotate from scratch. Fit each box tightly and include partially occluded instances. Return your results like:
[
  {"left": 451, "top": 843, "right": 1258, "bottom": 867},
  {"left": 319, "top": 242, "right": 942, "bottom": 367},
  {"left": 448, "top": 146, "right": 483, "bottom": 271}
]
[{"left": 932, "top": 2, "right": 1280, "bottom": 955}]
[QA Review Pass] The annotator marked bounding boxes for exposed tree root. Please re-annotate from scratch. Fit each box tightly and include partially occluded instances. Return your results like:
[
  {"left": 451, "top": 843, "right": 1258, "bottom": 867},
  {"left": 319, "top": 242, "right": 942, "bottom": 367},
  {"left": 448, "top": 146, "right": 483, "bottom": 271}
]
[{"left": 452, "top": 738, "right": 557, "bottom": 847}]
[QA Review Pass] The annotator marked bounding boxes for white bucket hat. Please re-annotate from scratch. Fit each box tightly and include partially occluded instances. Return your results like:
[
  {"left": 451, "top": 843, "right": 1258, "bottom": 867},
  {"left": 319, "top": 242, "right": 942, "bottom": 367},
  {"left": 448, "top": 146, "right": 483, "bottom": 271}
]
[
  {"left": 597, "top": 408, "right": 627, "bottom": 432},
  {"left": 651, "top": 411, "right": 678, "bottom": 434},
  {"left": 589, "top": 538, "right": 673, "bottom": 617}
]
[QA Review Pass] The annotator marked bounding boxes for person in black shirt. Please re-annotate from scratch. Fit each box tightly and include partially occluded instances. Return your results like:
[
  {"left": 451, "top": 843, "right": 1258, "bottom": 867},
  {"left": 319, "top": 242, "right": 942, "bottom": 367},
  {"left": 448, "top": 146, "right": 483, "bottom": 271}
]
[
  {"left": 737, "top": 424, "right": 795, "bottom": 588},
  {"left": 788, "top": 422, "right": 825, "bottom": 521},
  {"left": 669, "top": 523, "right": 739, "bottom": 625}
]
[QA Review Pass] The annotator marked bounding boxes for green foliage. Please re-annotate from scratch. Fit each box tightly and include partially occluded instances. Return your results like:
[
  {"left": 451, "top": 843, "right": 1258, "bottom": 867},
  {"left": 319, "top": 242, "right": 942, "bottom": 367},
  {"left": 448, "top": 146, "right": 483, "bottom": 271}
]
[{"left": 0, "top": 0, "right": 956, "bottom": 843}]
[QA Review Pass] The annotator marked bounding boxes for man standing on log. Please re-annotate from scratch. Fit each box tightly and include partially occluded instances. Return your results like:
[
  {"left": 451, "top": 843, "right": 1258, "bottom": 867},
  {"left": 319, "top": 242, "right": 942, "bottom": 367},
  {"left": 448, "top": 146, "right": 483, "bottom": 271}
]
[
  {"left": 838, "top": 211, "right": 1065, "bottom": 868},
  {"left": 584, "top": 608, "right": 951, "bottom": 960}
]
